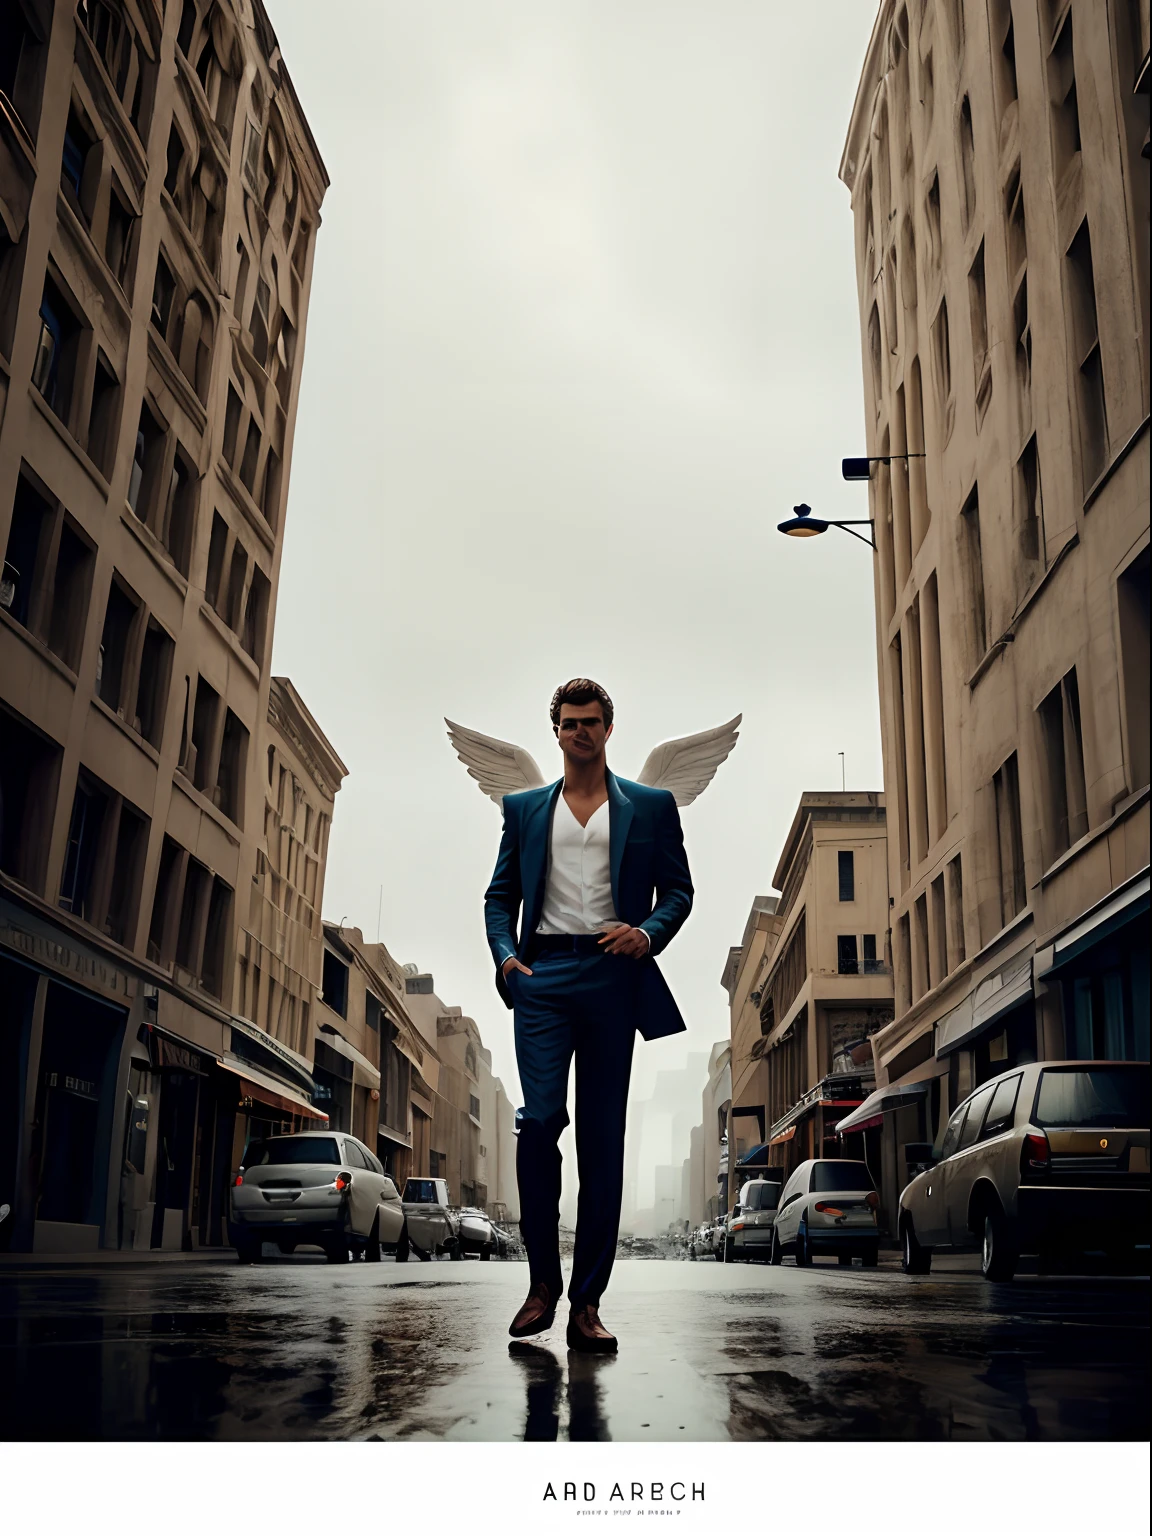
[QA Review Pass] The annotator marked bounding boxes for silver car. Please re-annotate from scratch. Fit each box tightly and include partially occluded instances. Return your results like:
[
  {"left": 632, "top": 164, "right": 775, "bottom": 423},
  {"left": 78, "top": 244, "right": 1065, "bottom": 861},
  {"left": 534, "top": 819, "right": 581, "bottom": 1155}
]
[
  {"left": 229, "top": 1131, "right": 406, "bottom": 1264},
  {"left": 724, "top": 1178, "right": 782, "bottom": 1262},
  {"left": 770, "top": 1158, "right": 880, "bottom": 1266},
  {"left": 458, "top": 1206, "right": 499, "bottom": 1258}
]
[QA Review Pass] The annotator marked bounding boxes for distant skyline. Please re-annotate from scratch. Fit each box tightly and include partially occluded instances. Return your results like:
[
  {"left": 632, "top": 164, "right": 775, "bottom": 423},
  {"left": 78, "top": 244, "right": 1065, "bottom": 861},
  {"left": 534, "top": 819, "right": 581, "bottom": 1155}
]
[{"left": 265, "top": 3, "right": 883, "bottom": 1145}]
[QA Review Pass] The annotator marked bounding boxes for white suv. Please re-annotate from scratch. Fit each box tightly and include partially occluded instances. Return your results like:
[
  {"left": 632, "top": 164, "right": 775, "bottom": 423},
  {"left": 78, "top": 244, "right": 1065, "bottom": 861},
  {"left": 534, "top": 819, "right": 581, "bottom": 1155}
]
[{"left": 770, "top": 1159, "right": 880, "bottom": 1267}]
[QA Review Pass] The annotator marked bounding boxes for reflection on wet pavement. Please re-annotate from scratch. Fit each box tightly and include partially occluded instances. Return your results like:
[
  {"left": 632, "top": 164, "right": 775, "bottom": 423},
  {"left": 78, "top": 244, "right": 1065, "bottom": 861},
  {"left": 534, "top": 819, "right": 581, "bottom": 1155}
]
[{"left": 0, "top": 1257, "right": 1146, "bottom": 1440}]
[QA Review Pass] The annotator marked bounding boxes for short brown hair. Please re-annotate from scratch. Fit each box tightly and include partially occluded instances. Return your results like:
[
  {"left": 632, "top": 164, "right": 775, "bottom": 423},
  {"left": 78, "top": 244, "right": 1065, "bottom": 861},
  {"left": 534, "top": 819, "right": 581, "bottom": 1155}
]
[{"left": 549, "top": 678, "right": 614, "bottom": 731}]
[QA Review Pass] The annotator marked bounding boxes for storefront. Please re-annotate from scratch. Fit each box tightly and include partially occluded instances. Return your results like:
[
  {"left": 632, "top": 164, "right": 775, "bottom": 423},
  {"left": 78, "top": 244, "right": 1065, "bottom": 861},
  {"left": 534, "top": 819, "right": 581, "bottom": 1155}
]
[{"left": 1037, "top": 870, "right": 1149, "bottom": 1063}]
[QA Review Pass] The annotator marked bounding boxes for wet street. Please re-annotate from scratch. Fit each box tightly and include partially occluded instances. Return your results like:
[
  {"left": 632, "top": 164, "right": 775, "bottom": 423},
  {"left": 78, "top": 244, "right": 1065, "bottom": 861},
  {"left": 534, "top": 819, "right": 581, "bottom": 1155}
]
[{"left": 0, "top": 1253, "right": 1146, "bottom": 1441}]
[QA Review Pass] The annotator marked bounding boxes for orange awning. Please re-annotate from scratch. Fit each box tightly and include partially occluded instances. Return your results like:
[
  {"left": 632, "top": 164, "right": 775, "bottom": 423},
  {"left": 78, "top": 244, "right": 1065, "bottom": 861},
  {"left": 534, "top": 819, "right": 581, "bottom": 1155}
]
[
  {"left": 768, "top": 1125, "right": 796, "bottom": 1146},
  {"left": 216, "top": 1056, "right": 328, "bottom": 1123}
]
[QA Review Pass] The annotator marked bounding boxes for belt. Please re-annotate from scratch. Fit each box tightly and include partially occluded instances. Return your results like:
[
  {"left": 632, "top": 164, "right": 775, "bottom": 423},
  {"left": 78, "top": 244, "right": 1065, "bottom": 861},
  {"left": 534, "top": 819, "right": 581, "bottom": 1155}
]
[{"left": 531, "top": 934, "right": 607, "bottom": 955}]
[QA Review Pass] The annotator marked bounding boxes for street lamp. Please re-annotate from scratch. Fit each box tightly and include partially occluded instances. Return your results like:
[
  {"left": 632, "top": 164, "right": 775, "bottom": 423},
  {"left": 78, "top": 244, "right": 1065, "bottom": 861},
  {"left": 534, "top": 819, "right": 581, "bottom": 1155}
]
[
  {"left": 777, "top": 503, "right": 876, "bottom": 550},
  {"left": 841, "top": 453, "right": 926, "bottom": 481}
]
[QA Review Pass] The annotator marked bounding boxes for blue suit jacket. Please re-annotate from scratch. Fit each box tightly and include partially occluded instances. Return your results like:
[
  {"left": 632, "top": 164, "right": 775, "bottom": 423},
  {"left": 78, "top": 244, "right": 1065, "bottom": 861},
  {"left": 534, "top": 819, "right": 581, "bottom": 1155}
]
[{"left": 483, "top": 772, "right": 693, "bottom": 1041}]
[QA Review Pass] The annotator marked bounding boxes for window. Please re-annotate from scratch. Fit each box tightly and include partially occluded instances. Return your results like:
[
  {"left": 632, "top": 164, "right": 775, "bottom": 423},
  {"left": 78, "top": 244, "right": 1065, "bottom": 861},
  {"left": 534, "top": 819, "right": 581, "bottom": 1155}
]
[
  {"left": 151, "top": 251, "right": 176, "bottom": 337},
  {"left": 175, "top": 856, "right": 209, "bottom": 971},
  {"left": 147, "top": 834, "right": 182, "bottom": 963},
  {"left": 215, "top": 709, "right": 249, "bottom": 825},
  {"left": 97, "top": 576, "right": 139, "bottom": 713},
  {"left": 46, "top": 518, "right": 94, "bottom": 673},
  {"left": 946, "top": 854, "right": 966, "bottom": 970},
  {"left": 226, "top": 540, "right": 247, "bottom": 631},
  {"left": 1036, "top": 667, "right": 1088, "bottom": 865},
  {"left": 251, "top": 277, "right": 271, "bottom": 368},
  {"left": 429, "top": 1150, "right": 444, "bottom": 1180},
  {"left": 242, "top": 565, "right": 270, "bottom": 663},
  {"left": 960, "top": 484, "right": 986, "bottom": 663},
  {"left": 160, "top": 448, "right": 195, "bottom": 576},
  {"left": 243, "top": 120, "right": 261, "bottom": 188},
  {"left": 223, "top": 383, "right": 243, "bottom": 467},
  {"left": 1034, "top": 1066, "right": 1149, "bottom": 1128},
  {"left": 958, "top": 96, "right": 976, "bottom": 229},
  {"left": 811, "top": 1162, "right": 874, "bottom": 1193},
  {"left": 958, "top": 1086, "right": 995, "bottom": 1151},
  {"left": 189, "top": 675, "right": 222, "bottom": 792},
  {"left": 205, "top": 511, "right": 228, "bottom": 613},
  {"left": 938, "top": 1104, "right": 967, "bottom": 1160},
  {"left": 930, "top": 873, "right": 947, "bottom": 987},
  {"left": 244, "top": 1137, "right": 340, "bottom": 1168},
  {"left": 1066, "top": 220, "right": 1107, "bottom": 486},
  {"left": 862, "top": 934, "right": 880, "bottom": 974},
  {"left": 993, "top": 752, "right": 1026, "bottom": 926},
  {"left": 239, "top": 418, "right": 261, "bottom": 495},
  {"left": 991, "top": 0, "right": 1018, "bottom": 120},
  {"left": 60, "top": 769, "right": 150, "bottom": 943},
  {"left": 3, "top": 472, "right": 95, "bottom": 671},
  {"left": 925, "top": 172, "right": 941, "bottom": 271},
  {"left": 128, "top": 400, "right": 162, "bottom": 519},
  {"left": 981, "top": 1074, "right": 1021, "bottom": 1141},
  {"left": 1014, "top": 434, "right": 1044, "bottom": 591},
  {"left": 1048, "top": 8, "right": 1081, "bottom": 179},
  {"left": 837, "top": 850, "right": 855, "bottom": 902},
  {"left": 32, "top": 276, "right": 83, "bottom": 425},
  {"left": 322, "top": 949, "right": 349, "bottom": 1018},
  {"left": 837, "top": 935, "right": 859, "bottom": 975},
  {"left": 913, "top": 892, "right": 929, "bottom": 999},
  {"left": 163, "top": 125, "right": 184, "bottom": 199},
  {"left": 1117, "top": 548, "right": 1150, "bottom": 792},
  {"left": 867, "top": 302, "right": 882, "bottom": 408},
  {"left": 931, "top": 297, "right": 951, "bottom": 417},
  {"left": 84, "top": 350, "right": 119, "bottom": 479},
  {"left": 105, "top": 800, "right": 148, "bottom": 945},
  {"left": 0, "top": 704, "right": 62, "bottom": 894},
  {"left": 61, "top": 107, "right": 97, "bottom": 225},
  {"left": 365, "top": 995, "right": 381, "bottom": 1033},
  {"left": 469, "top": 1094, "right": 481, "bottom": 1120},
  {"left": 896, "top": 911, "right": 911, "bottom": 1015},
  {"left": 968, "top": 242, "right": 991, "bottom": 425}
]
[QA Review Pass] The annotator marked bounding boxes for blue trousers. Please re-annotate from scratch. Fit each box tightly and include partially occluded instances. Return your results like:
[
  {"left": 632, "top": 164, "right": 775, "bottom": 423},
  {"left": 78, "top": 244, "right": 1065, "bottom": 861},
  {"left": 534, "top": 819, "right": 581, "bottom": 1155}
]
[{"left": 509, "top": 942, "right": 637, "bottom": 1309}]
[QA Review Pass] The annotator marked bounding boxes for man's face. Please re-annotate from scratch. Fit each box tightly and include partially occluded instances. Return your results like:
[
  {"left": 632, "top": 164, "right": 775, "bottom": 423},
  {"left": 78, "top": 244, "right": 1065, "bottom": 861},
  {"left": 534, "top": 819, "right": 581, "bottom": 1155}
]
[{"left": 555, "top": 699, "right": 612, "bottom": 763}]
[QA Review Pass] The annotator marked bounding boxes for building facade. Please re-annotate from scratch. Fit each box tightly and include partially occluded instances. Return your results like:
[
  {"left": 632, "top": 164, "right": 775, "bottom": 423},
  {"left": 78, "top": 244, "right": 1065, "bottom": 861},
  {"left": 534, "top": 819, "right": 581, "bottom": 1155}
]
[
  {"left": 839, "top": 0, "right": 1149, "bottom": 1213},
  {"left": 0, "top": 1, "right": 329, "bottom": 1251},
  {"left": 722, "top": 794, "right": 894, "bottom": 1209}
]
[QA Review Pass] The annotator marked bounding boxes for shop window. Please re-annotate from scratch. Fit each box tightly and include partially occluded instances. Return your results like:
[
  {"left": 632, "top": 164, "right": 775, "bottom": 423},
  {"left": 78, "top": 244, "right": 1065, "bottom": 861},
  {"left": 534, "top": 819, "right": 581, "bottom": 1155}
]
[
  {"left": 1066, "top": 219, "right": 1107, "bottom": 486},
  {"left": 136, "top": 617, "right": 174, "bottom": 747},
  {"left": 1117, "top": 548, "right": 1150, "bottom": 792},
  {"left": 242, "top": 564, "right": 270, "bottom": 663},
  {"left": 1036, "top": 667, "right": 1088, "bottom": 866},
  {"left": 32, "top": 275, "right": 83, "bottom": 427},
  {"left": 837, "top": 850, "right": 854, "bottom": 902},
  {"left": 87, "top": 350, "right": 121, "bottom": 479},
  {"left": 968, "top": 242, "right": 991, "bottom": 426},
  {"left": 0, "top": 704, "right": 61, "bottom": 894},
  {"left": 190, "top": 675, "right": 222, "bottom": 793},
  {"left": 993, "top": 752, "right": 1026, "bottom": 926},
  {"left": 1048, "top": 8, "right": 1081, "bottom": 180},
  {"left": 97, "top": 576, "right": 139, "bottom": 713},
  {"left": 837, "top": 935, "right": 859, "bottom": 975},
  {"left": 322, "top": 949, "right": 349, "bottom": 1018},
  {"left": 960, "top": 483, "right": 986, "bottom": 663},
  {"left": 215, "top": 708, "right": 249, "bottom": 825}
]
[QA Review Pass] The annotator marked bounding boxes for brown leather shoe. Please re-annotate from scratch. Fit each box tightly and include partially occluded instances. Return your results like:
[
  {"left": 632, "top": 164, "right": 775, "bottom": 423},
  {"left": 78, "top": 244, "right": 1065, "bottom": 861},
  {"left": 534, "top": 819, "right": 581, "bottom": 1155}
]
[
  {"left": 509, "top": 1281, "right": 557, "bottom": 1338},
  {"left": 566, "top": 1303, "right": 618, "bottom": 1353}
]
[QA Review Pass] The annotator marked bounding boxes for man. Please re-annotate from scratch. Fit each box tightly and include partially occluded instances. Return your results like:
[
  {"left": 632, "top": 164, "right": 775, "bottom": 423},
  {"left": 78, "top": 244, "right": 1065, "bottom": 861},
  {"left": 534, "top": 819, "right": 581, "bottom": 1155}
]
[{"left": 484, "top": 678, "right": 693, "bottom": 1353}]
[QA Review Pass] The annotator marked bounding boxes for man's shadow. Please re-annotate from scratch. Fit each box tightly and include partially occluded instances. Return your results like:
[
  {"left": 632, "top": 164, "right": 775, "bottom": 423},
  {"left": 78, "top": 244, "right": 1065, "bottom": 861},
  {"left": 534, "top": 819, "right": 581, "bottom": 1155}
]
[{"left": 508, "top": 1342, "right": 614, "bottom": 1440}]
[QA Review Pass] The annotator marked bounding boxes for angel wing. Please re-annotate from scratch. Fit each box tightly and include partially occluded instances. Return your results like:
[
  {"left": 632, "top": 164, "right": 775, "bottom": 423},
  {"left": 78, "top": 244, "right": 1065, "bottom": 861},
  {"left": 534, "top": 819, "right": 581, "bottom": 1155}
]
[
  {"left": 635, "top": 715, "right": 742, "bottom": 807},
  {"left": 444, "top": 719, "right": 547, "bottom": 806}
]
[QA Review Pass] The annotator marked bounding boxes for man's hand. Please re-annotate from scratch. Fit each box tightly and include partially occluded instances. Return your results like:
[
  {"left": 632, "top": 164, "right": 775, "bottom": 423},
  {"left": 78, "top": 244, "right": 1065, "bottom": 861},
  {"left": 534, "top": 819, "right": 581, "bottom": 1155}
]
[
  {"left": 502, "top": 957, "right": 533, "bottom": 979},
  {"left": 598, "top": 926, "right": 651, "bottom": 959}
]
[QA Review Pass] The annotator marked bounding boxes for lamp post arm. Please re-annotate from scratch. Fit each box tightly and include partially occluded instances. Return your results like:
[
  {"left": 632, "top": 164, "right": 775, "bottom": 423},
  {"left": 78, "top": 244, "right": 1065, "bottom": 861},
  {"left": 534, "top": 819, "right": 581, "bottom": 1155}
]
[{"left": 828, "top": 519, "right": 877, "bottom": 550}]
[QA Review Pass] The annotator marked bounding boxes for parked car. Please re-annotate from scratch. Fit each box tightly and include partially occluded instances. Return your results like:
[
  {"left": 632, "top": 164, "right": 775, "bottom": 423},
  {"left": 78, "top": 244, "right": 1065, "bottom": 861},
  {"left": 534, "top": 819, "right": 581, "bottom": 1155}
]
[
  {"left": 701, "top": 1218, "right": 726, "bottom": 1260},
  {"left": 770, "top": 1159, "right": 880, "bottom": 1266},
  {"left": 401, "top": 1177, "right": 464, "bottom": 1259},
  {"left": 229, "top": 1132, "right": 406, "bottom": 1263},
  {"left": 458, "top": 1206, "right": 499, "bottom": 1258},
  {"left": 899, "top": 1060, "right": 1150, "bottom": 1281},
  {"left": 724, "top": 1178, "right": 783, "bottom": 1262}
]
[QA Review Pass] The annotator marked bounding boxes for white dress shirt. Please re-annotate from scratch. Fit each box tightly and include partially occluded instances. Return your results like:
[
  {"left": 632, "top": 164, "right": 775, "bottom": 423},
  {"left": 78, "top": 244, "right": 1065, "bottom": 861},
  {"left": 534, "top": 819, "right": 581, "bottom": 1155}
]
[{"left": 534, "top": 795, "right": 651, "bottom": 951}]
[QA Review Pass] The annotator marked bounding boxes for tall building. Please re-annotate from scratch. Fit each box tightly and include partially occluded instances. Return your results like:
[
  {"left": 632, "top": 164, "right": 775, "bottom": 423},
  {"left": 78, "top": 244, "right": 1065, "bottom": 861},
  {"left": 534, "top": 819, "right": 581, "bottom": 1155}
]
[
  {"left": 721, "top": 794, "right": 894, "bottom": 1204},
  {"left": 0, "top": 1, "right": 329, "bottom": 1251},
  {"left": 838, "top": 0, "right": 1149, "bottom": 1195}
]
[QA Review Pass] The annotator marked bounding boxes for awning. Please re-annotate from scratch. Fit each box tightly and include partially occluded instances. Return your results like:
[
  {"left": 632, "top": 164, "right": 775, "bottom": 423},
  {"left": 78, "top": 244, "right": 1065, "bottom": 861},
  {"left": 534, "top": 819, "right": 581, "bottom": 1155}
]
[
  {"left": 835, "top": 1080, "right": 928, "bottom": 1135},
  {"left": 737, "top": 1142, "right": 771, "bottom": 1167},
  {"left": 768, "top": 1125, "right": 796, "bottom": 1146},
  {"left": 1037, "top": 871, "right": 1149, "bottom": 977},
  {"left": 317, "top": 1026, "right": 380, "bottom": 1087},
  {"left": 216, "top": 1054, "right": 328, "bottom": 1122},
  {"left": 936, "top": 953, "right": 1033, "bottom": 1056}
]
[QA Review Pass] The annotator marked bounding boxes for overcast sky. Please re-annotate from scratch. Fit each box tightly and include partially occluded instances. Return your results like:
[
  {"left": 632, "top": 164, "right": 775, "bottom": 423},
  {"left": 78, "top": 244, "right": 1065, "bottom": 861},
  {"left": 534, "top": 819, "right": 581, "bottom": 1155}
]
[{"left": 266, "top": 1, "right": 883, "bottom": 1150}]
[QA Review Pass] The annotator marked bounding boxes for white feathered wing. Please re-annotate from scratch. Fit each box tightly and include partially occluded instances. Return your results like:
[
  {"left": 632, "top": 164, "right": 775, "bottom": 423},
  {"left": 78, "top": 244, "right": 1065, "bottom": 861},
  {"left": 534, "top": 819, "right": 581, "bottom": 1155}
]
[
  {"left": 444, "top": 719, "right": 547, "bottom": 805},
  {"left": 635, "top": 715, "right": 742, "bottom": 807}
]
